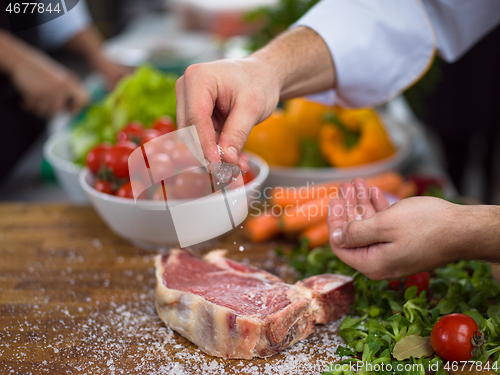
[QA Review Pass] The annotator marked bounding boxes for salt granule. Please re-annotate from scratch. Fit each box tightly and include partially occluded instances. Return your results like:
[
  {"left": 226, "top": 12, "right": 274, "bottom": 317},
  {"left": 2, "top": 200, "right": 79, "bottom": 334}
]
[
  {"left": 211, "top": 163, "right": 234, "bottom": 185},
  {"left": 210, "top": 144, "right": 239, "bottom": 184},
  {"left": 2, "top": 248, "right": 346, "bottom": 375}
]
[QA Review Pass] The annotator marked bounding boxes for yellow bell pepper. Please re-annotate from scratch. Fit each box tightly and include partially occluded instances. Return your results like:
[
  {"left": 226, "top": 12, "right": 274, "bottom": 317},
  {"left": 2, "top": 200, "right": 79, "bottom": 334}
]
[
  {"left": 244, "top": 110, "right": 300, "bottom": 167},
  {"left": 319, "top": 109, "right": 396, "bottom": 167},
  {"left": 284, "top": 97, "right": 338, "bottom": 140}
]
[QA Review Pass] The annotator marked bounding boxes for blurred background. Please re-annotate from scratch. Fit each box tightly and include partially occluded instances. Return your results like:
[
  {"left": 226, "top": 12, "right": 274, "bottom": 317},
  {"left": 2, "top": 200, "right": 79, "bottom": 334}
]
[{"left": 0, "top": 0, "right": 499, "bottom": 204}]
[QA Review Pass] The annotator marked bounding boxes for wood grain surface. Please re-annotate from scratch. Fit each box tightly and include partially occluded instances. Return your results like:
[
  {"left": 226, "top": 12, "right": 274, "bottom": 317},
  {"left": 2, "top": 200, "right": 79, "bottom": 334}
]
[{"left": 0, "top": 203, "right": 496, "bottom": 375}]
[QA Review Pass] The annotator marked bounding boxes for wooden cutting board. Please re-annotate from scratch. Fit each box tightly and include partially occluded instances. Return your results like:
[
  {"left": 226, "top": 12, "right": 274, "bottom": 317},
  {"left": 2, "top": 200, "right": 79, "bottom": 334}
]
[{"left": 0, "top": 203, "right": 495, "bottom": 375}]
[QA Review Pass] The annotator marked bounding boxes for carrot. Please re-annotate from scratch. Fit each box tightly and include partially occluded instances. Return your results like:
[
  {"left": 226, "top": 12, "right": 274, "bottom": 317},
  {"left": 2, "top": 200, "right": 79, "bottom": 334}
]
[
  {"left": 301, "top": 221, "right": 330, "bottom": 248},
  {"left": 367, "top": 171, "right": 405, "bottom": 196},
  {"left": 396, "top": 181, "right": 418, "bottom": 199},
  {"left": 270, "top": 171, "right": 405, "bottom": 207},
  {"left": 280, "top": 199, "right": 330, "bottom": 234},
  {"left": 270, "top": 182, "right": 341, "bottom": 208},
  {"left": 243, "top": 214, "right": 280, "bottom": 243}
]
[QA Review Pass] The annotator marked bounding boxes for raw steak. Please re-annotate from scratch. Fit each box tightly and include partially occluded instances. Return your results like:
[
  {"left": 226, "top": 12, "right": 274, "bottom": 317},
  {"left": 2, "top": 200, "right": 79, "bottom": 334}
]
[{"left": 155, "top": 249, "right": 354, "bottom": 359}]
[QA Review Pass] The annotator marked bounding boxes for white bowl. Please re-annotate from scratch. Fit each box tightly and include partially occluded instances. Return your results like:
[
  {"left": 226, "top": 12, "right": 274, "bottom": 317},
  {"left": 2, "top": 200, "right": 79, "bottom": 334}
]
[
  {"left": 79, "top": 153, "right": 269, "bottom": 249},
  {"left": 265, "top": 114, "right": 416, "bottom": 187},
  {"left": 43, "top": 129, "right": 88, "bottom": 202}
]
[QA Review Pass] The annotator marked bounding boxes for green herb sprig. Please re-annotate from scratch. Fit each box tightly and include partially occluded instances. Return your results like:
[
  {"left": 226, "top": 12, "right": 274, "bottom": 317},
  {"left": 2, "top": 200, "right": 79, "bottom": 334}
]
[{"left": 277, "top": 241, "right": 500, "bottom": 374}]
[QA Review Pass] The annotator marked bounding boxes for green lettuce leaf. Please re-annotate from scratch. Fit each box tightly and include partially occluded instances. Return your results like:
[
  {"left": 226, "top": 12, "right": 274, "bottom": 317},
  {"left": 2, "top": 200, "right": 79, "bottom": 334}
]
[{"left": 70, "top": 66, "right": 178, "bottom": 165}]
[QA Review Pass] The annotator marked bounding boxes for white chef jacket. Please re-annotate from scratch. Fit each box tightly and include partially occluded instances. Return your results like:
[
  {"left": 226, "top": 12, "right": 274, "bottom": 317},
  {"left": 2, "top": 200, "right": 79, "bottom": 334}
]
[
  {"left": 294, "top": 0, "right": 500, "bottom": 108},
  {"left": 37, "top": 0, "right": 91, "bottom": 49}
]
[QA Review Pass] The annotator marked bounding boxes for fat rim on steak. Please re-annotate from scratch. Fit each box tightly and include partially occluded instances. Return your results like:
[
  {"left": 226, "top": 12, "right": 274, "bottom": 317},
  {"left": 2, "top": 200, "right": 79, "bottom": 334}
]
[{"left": 155, "top": 248, "right": 355, "bottom": 359}]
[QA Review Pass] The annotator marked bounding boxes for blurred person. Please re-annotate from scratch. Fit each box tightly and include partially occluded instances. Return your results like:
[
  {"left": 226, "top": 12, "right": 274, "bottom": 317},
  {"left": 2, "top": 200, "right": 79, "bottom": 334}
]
[
  {"left": 174, "top": 0, "right": 500, "bottom": 279},
  {"left": 0, "top": 0, "right": 130, "bottom": 182}
]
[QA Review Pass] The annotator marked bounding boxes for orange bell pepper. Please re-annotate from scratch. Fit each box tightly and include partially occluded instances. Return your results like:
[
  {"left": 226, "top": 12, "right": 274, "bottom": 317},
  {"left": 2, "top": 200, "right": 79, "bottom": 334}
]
[{"left": 319, "top": 109, "right": 396, "bottom": 167}]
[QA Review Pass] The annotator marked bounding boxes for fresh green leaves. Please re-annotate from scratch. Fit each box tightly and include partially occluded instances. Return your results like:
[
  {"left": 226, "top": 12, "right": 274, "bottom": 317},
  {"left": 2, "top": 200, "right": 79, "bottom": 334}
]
[
  {"left": 435, "top": 299, "right": 454, "bottom": 315},
  {"left": 70, "top": 66, "right": 178, "bottom": 164},
  {"left": 488, "top": 306, "right": 500, "bottom": 325},
  {"left": 392, "top": 336, "right": 433, "bottom": 361},
  {"left": 276, "top": 244, "right": 500, "bottom": 375}
]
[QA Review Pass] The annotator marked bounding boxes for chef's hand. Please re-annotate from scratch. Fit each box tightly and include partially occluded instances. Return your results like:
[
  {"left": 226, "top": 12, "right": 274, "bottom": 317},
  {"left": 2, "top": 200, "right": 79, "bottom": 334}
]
[
  {"left": 176, "top": 26, "right": 336, "bottom": 170},
  {"left": 175, "top": 58, "right": 279, "bottom": 171},
  {"left": 90, "top": 54, "right": 133, "bottom": 91},
  {"left": 10, "top": 53, "right": 89, "bottom": 118},
  {"left": 62, "top": 26, "right": 132, "bottom": 91},
  {"left": 327, "top": 178, "right": 498, "bottom": 280}
]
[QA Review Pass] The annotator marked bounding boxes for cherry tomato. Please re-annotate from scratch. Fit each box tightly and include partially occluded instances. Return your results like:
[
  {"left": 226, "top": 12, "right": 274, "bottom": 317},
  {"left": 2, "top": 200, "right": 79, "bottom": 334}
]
[
  {"left": 140, "top": 128, "right": 162, "bottom": 146},
  {"left": 388, "top": 280, "right": 400, "bottom": 290},
  {"left": 128, "top": 179, "right": 151, "bottom": 200},
  {"left": 152, "top": 116, "right": 176, "bottom": 135},
  {"left": 150, "top": 182, "right": 178, "bottom": 201},
  {"left": 431, "top": 313, "right": 483, "bottom": 362},
  {"left": 389, "top": 271, "right": 430, "bottom": 296},
  {"left": 407, "top": 174, "right": 446, "bottom": 196},
  {"left": 116, "top": 181, "right": 134, "bottom": 199},
  {"left": 147, "top": 153, "right": 176, "bottom": 183},
  {"left": 117, "top": 122, "right": 144, "bottom": 143},
  {"left": 94, "top": 179, "right": 114, "bottom": 194},
  {"left": 174, "top": 169, "right": 211, "bottom": 199},
  {"left": 104, "top": 141, "right": 137, "bottom": 179},
  {"left": 142, "top": 135, "right": 176, "bottom": 166},
  {"left": 242, "top": 169, "right": 256, "bottom": 185},
  {"left": 86, "top": 143, "right": 111, "bottom": 174},
  {"left": 171, "top": 140, "right": 200, "bottom": 169},
  {"left": 166, "top": 183, "right": 178, "bottom": 200},
  {"left": 152, "top": 185, "right": 166, "bottom": 201},
  {"left": 405, "top": 272, "right": 430, "bottom": 294}
]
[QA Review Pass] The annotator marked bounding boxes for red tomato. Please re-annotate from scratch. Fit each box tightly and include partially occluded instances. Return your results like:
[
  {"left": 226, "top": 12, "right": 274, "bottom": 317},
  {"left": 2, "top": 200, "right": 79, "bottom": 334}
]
[
  {"left": 142, "top": 135, "right": 175, "bottom": 166},
  {"left": 94, "top": 179, "right": 114, "bottom": 194},
  {"left": 141, "top": 129, "right": 162, "bottom": 146},
  {"left": 388, "top": 280, "right": 400, "bottom": 290},
  {"left": 151, "top": 183, "right": 177, "bottom": 201},
  {"left": 171, "top": 141, "right": 200, "bottom": 169},
  {"left": 152, "top": 116, "right": 176, "bottom": 135},
  {"left": 407, "top": 174, "right": 446, "bottom": 196},
  {"left": 174, "top": 169, "right": 211, "bottom": 199},
  {"left": 242, "top": 169, "right": 256, "bottom": 185},
  {"left": 104, "top": 141, "right": 137, "bottom": 179},
  {"left": 86, "top": 143, "right": 111, "bottom": 174},
  {"left": 431, "top": 313, "right": 483, "bottom": 362},
  {"left": 116, "top": 181, "right": 134, "bottom": 199},
  {"left": 152, "top": 185, "right": 166, "bottom": 201},
  {"left": 128, "top": 179, "right": 151, "bottom": 200},
  {"left": 389, "top": 271, "right": 430, "bottom": 296},
  {"left": 405, "top": 272, "right": 430, "bottom": 294},
  {"left": 148, "top": 153, "right": 175, "bottom": 183},
  {"left": 117, "top": 122, "right": 144, "bottom": 143}
]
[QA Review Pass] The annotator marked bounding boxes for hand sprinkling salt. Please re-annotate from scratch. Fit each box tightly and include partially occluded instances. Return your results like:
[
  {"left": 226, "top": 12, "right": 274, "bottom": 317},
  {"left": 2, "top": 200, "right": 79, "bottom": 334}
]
[
  {"left": 211, "top": 163, "right": 234, "bottom": 184},
  {"left": 209, "top": 144, "right": 239, "bottom": 184}
]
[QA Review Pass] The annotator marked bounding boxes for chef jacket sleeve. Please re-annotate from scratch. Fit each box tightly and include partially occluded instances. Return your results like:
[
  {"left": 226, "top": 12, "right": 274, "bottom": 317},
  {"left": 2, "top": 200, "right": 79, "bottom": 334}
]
[
  {"left": 37, "top": 0, "right": 91, "bottom": 49},
  {"left": 293, "top": 0, "right": 500, "bottom": 108}
]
